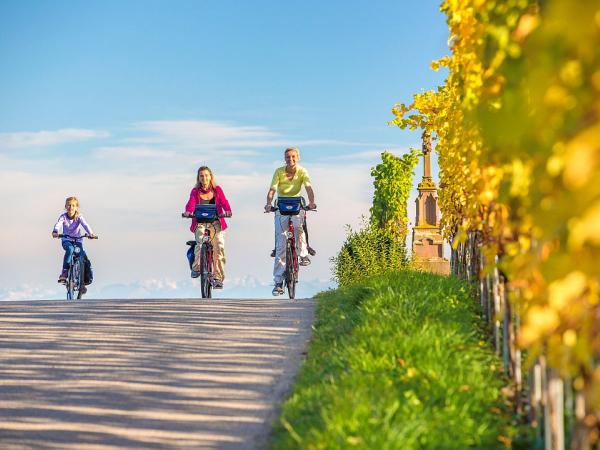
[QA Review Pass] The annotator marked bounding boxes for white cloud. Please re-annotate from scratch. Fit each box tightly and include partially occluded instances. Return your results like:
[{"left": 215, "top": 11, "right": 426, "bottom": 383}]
[
  {"left": 0, "top": 128, "right": 109, "bottom": 150},
  {"left": 93, "top": 146, "right": 176, "bottom": 159},
  {"left": 132, "top": 120, "right": 283, "bottom": 149},
  {"left": 0, "top": 284, "right": 62, "bottom": 301}
]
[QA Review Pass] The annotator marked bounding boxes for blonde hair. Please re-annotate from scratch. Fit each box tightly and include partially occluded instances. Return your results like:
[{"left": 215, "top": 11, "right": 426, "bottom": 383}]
[
  {"left": 285, "top": 147, "right": 300, "bottom": 157},
  {"left": 195, "top": 166, "right": 217, "bottom": 190},
  {"left": 64, "top": 196, "right": 80, "bottom": 220}
]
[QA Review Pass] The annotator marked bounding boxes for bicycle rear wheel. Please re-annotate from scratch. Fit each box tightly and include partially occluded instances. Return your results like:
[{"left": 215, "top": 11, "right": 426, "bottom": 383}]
[
  {"left": 285, "top": 239, "right": 297, "bottom": 299},
  {"left": 200, "top": 244, "right": 212, "bottom": 299}
]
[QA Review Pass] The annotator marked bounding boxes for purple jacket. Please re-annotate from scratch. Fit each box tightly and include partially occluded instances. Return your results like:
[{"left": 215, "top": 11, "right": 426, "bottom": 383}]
[
  {"left": 185, "top": 185, "right": 232, "bottom": 232},
  {"left": 53, "top": 213, "right": 94, "bottom": 242}
]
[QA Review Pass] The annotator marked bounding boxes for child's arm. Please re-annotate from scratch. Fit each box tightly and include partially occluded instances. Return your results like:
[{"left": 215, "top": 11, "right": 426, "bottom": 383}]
[
  {"left": 52, "top": 214, "right": 64, "bottom": 237},
  {"left": 79, "top": 216, "right": 95, "bottom": 237}
]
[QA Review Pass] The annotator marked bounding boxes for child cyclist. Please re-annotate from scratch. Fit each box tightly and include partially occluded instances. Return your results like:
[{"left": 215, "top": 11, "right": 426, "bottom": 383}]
[{"left": 52, "top": 196, "right": 97, "bottom": 288}]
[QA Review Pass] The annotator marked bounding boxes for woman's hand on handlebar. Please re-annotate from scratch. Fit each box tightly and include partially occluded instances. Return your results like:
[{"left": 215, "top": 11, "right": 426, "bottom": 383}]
[
  {"left": 182, "top": 212, "right": 193, "bottom": 218},
  {"left": 307, "top": 203, "right": 317, "bottom": 210}
]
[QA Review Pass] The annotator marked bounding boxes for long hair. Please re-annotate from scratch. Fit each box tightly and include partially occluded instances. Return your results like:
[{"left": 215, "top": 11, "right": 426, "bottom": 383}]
[
  {"left": 195, "top": 166, "right": 217, "bottom": 190},
  {"left": 64, "top": 196, "right": 80, "bottom": 220}
]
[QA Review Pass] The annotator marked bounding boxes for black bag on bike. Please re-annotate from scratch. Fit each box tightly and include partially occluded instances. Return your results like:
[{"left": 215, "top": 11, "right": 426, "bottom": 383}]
[
  {"left": 83, "top": 255, "right": 93, "bottom": 285},
  {"left": 193, "top": 204, "right": 218, "bottom": 222},
  {"left": 277, "top": 196, "right": 304, "bottom": 216},
  {"left": 186, "top": 241, "right": 196, "bottom": 269}
]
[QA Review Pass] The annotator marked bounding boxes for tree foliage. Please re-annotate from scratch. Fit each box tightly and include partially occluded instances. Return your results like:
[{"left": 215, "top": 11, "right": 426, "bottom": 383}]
[
  {"left": 390, "top": 0, "right": 600, "bottom": 437},
  {"left": 370, "top": 150, "right": 420, "bottom": 243}
]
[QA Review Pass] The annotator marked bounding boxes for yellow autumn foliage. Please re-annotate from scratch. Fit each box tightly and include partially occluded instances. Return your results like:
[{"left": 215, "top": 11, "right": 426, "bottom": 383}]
[{"left": 391, "top": 0, "right": 600, "bottom": 412}]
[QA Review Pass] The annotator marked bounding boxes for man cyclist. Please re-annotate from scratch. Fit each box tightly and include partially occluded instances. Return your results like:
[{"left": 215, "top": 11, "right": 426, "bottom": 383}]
[{"left": 264, "top": 147, "right": 316, "bottom": 296}]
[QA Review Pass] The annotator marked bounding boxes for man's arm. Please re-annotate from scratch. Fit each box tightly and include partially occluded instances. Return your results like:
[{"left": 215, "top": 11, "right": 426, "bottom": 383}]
[
  {"left": 265, "top": 188, "right": 276, "bottom": 212},
  {"left": 306, "top": 185, "right": 316, "bottom": 209}
]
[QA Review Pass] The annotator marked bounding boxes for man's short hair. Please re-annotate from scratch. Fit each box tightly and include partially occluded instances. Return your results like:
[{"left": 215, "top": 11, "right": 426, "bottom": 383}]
[{"left": 285, "top": 147, "right": 300, "bottom": 157}]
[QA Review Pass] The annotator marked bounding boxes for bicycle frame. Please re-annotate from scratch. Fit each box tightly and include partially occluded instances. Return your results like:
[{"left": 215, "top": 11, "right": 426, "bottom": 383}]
[
  {"left": 269, "top": 202, "right": 315, "bottom": 299},
  {"left": 56, "top": 234, "right": 96, "bottom": 300},
  {"left": 182, "top": 211, "right": 229, "bottom": 299}
]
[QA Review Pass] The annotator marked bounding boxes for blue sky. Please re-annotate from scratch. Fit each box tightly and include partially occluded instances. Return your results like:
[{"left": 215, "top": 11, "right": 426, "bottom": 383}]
[{"left": 0, "top": 1, "right": 448, "bottom": 300}]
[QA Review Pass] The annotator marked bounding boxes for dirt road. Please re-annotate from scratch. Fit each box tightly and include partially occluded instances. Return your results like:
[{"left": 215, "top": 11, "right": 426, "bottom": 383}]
[{"left": 0, "top": 298, "right": 315, "bottom": 449}]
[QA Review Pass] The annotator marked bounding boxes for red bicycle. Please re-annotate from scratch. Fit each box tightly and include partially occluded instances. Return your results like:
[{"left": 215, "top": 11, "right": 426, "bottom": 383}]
[
  {"left": 267, "top": 197, "right": 316, "bottom": 299},
  {"left": 182, "top": 205, "right": 230, "bottom": 299}
]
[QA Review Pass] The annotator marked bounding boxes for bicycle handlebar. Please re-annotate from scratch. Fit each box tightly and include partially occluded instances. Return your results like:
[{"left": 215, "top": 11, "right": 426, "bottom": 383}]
[
  {"left": 54, "top": 233, "right": 98, "bottom": 240},
  {"left": 181, "top": 212, "right": 232, "bottom": 219},
  {"left": 265, "top": 205, "right": 317, "bottom": 213}
]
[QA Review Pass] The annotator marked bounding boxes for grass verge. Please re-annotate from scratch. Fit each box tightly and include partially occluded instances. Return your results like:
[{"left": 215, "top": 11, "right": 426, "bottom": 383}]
[{"left": 271, "top": 270, "right": 531, "bottom": 449}]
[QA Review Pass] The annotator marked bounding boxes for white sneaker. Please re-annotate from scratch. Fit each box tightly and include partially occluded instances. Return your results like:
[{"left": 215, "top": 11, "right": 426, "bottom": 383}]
[
  {"left": 299, "top": 256, "right": 311, "bottom": 266},
  {"left": 272, "top": 283, "right": 284, "bottom": 296}
]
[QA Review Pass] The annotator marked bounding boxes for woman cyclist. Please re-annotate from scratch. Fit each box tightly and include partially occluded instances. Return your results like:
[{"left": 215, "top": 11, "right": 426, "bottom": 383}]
[
  {"left": 184, "top": 166, "right": 232, "bottom": 289},
  {"left": 51, "top": 196, "right": 97, "bottom": 291}
]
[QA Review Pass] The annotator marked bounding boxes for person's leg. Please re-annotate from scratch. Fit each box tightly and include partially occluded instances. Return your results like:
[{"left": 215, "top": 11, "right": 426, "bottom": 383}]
[
  {"left": 273, "top": 211, "right": 287, "bottom": 284},
  {"left": 212, "top": 223, "right": 226, "bottom": 282},
  {"left": 296, "top": 210, "right": 308, "bottom": 257},
  {"left": 193, "top": 224, "right": 207, "bottom": 272},
  {"left": 62, "top": 241, "right": 74, "bottom": 271}
]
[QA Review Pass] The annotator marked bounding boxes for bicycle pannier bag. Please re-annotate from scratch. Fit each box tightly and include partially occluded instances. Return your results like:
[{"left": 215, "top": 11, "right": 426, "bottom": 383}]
[
  {"left": 277, "top": 196, "right": 304, "bottom": 216},
  {"left": 194, "top": 204, "right": 218, "bottom": 223},
  {"left": 186, "top": 242, "right": 196, "bottom": 269},
  {"left": 83, "top": 255, "right": 93, "bottom": 285}
]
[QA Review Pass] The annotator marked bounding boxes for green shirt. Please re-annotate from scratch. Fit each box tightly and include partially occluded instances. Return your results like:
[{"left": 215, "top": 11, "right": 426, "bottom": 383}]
[{"left": 270, "top": 165, "right": 311, "bottom": 197}]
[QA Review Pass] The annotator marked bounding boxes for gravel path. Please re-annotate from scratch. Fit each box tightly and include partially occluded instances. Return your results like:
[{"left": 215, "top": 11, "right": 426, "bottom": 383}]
[{"left": 0, "top": 298, "right": 315, "bottom": 450}]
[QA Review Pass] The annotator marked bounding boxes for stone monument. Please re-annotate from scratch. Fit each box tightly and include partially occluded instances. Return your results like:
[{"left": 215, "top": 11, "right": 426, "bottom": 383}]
[{"left": 411, "top": 131, "right": 450, "bottom": 275}]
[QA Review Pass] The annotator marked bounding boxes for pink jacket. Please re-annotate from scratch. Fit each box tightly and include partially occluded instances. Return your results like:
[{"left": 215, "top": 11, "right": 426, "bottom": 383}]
[{"left": 185, "top": 185, "right": 232, "bottom": 232}]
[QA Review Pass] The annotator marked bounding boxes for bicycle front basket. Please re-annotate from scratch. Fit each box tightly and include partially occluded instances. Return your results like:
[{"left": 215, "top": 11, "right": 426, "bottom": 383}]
[
  {"left": 277, "top": 196, "right": 304, "bottom": 216},
  {"left": 194, "top": 204, "right": 218, "bottom": 222}
]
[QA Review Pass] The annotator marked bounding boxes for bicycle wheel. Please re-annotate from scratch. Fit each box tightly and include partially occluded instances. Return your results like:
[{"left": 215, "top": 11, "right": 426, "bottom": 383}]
[
  {"left": 76, "top": 259, "right": 85, "bottom": 299},
  {"left": 285, "top": 239, "right": 297, "bottom": 299},
  {"left": 66, "top": 263, "right": 75, "bottom": 301},
  {"left": 200, "top": 244, "right": 212, "bottom": 299}
]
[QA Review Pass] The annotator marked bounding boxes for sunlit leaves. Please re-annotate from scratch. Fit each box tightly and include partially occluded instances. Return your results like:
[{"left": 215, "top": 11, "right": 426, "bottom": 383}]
[{"left": 391, "top": 0, "right": 600, "bottom": 414}]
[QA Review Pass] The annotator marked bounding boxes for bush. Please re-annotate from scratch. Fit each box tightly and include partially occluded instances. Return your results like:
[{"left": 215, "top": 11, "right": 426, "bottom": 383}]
[{"left": 331, "top": 222, "right": 409, "bottom": 287}]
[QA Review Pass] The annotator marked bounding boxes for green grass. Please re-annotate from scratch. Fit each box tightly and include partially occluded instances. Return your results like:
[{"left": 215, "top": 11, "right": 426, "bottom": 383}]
[{"left": 271, "top": 270, "right": 530, "bottom": 449}]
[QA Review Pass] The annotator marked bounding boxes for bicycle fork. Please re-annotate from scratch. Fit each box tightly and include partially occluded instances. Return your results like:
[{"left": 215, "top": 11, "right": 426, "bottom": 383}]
[{"left": 287, "top": 219, "right": 299, "bottom": 274}]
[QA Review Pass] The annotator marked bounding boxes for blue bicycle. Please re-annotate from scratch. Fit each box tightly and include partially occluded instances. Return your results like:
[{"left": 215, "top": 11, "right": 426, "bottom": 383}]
[{"left": 54, "top": 234, "right": 98, "bottom": 300}]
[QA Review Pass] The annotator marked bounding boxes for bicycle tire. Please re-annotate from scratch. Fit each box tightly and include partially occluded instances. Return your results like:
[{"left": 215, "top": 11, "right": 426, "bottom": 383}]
[
  {"left": 66, "top": 263, "right": 75, "bottom": 300},
  {"left": 77, "top": 259, "right": 85, "bottom": 299},
  {"left": 200, "top": 244, "right": 212, "bottom": 299},
  {"left": 285, "top": 239, "right": 297, "bottom": 299}
]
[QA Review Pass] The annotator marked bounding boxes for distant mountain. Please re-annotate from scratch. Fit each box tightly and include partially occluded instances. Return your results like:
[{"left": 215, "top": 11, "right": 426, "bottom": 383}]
[{"left": 1, "top": 276, "right": 336, "bottom": 301}]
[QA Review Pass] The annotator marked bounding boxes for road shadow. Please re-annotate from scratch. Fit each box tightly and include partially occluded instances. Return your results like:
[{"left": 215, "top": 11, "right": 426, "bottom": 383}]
[{"left": 0, "top": 298, "right": 314, "bottom": 450}]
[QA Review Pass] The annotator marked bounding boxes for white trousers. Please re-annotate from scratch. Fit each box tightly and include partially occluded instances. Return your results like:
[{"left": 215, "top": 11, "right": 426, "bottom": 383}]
[
  {"left": 194, "top": 221, "right": 226, "bottom": 282},
  {"left": 273, "top": 210, "right": 307, "bottom": 283}
]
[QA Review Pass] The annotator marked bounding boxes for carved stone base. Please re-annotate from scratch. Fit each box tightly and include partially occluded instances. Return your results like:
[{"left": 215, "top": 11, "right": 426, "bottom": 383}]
[{"left": 413, "top": 258, "right": 451, "bottom": 276}]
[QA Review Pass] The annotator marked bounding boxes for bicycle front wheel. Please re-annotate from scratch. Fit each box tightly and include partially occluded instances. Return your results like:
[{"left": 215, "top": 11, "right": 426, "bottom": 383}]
[
  {"left": 200, "top": 244, "right": 212, "bottom": 299},
  {"left": 66, "top": 264, "right": 75, "bottom": 300},
  {"left": 285, "top": 239, "right": 297, "bottom": 299}
]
